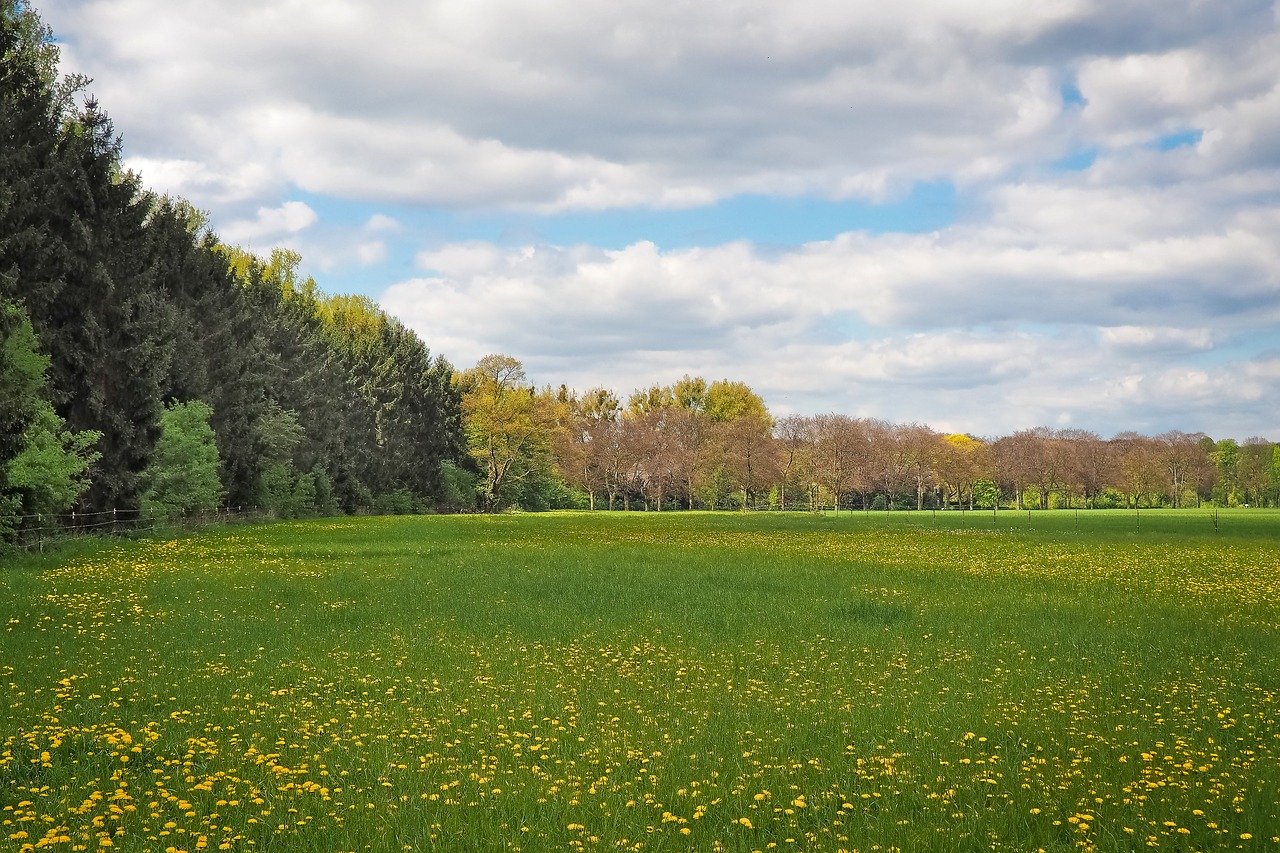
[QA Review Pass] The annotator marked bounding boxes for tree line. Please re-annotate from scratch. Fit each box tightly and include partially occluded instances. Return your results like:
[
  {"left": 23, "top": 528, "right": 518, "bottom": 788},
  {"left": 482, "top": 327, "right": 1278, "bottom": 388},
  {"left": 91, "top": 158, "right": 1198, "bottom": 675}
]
[
  {"left": 4, "top": 2, "right": 1275, "bottom": 542},
  {"left": 459, "top": 355, "right": 1280, "bottom": 513},
  {"left": 1, "top": 2, "right": 467, "bottom": 543}
]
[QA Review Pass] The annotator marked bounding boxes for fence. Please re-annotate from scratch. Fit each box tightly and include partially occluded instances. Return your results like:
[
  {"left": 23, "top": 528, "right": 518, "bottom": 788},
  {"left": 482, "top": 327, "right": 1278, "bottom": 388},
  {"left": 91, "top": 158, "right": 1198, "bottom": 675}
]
[{"left": 1, "top": 505, "right": 268, "bottom": 554}]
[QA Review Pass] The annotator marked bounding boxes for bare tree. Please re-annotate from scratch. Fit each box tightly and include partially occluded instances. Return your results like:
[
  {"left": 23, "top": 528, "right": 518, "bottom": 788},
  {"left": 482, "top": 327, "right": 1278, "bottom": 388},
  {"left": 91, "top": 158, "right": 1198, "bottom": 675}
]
[
  {"left": 720, "top": 413, "right": 781, "bottom": 510},
  {"left": 1026, "top": 426, "right": 1077, "bottom": 509},
  {"left": 1156, "top": 430, "right": 1208, "bottom": 509},
  {"left": 666, "top": 406, "right": 713, "bottom": 509},
  {"left": 1061, "top": 429, "right": 1111, "bottom": 509},
  {"left": 992, "top": 430, "right": 1040, "bottom": 509},
  {"left": 868, "top": 419, "right": 910, "bottom": 510},
  {"left": 773, "top": 414, "right": 813, "bottom": 511},
  {"left": 631, "top": 409, "right": 682, "bottom": 510},
  {"left": 896, "top": 423, "right": 942, "bottom": 510},
  {"left": 555, "top": 387, "right": 622, "bottom": 510},
  {"left": 1111, "top": 432, "right": 1162, "bottom": 508},
  {"left": 808, "top": 414, "right": 867, "bottom": 513}
]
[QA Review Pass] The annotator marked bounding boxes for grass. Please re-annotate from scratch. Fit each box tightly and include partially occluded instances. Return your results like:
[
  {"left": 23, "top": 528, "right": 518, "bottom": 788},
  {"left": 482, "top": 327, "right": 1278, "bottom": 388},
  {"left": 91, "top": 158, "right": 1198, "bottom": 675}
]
[{"left": 2, "top": 509, "right": 1278, "bottom": 852}]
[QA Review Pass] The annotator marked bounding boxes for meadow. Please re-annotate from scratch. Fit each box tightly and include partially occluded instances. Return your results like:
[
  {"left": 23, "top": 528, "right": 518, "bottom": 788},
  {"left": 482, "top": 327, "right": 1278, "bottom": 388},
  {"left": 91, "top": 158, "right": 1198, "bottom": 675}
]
[{"left": 2, "top": 509, "right": 1278, "bottom": 852}]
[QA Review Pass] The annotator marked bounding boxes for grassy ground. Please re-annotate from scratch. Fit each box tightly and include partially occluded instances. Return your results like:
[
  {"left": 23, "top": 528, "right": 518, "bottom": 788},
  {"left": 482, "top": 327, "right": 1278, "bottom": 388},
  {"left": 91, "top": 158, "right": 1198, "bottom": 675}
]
[{"left": 2, "top": 510, "right": 1278, "bottom": 852}]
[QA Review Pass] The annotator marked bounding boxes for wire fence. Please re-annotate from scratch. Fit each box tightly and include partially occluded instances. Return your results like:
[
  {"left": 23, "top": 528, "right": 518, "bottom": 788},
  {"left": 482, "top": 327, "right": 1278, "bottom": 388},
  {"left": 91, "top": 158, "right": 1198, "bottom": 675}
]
[
  {"left": 4, "top": 499, "right": 1261, "bottom": 558},
  {"left": 1, "top": 505, "right": 270, "bottom": 554}
]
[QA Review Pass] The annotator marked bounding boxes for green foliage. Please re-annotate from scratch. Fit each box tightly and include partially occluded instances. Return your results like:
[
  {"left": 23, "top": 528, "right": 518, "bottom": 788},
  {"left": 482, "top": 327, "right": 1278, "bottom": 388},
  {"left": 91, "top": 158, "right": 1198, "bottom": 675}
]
[
  {"left": 1093, "top": 487, "right": 1127, "bottom": 509},
  {"left": 311, "top": 467, "right": 339, "bottom": 516},
  {"left": 511, "top": 462, "right": 580, "bottom": 511},
  {"left": 0, "top": 303, "right": 46, "bottom": 466},
  {"left": 460, "top": 355, "right": 566, "bottom": 511},
  {"left": 5, "top": 400, "right": 101, "bottom": 517},
  {"left": 704, "top": 379, "right": 769, "bottom": 423},
  {"left": 1269, "top": 447, "right": 1280, "bottom": 506},
  {"left": 971, "top": 478, "right": 1000, "bottom": 508},
  {"left": 625, "top": 383, "right": 675, "bottom": 417},
  {"left": 372, "top": 488, "right": 421, "bottom": 516},
  {"left": 1, "top": 304, "right": 100, "bottom": 524},
  {"left": 671, "top": 374, "right": 708, "bottom": 412},
  {"left": 259, "top": 463, "right": 300, "bottom": 518},
  {"left": 292, "top": 471, "right": 318, "bottom": 517},
  {"left": 255, "top": 403, "right": 305, "bottom": 467},
  {"left": 436, "top": 460, "right": 479, "bottom": 512},
  {"left": 258, "top": 462, "right": 342, "bottom": 519},
  {"left": 1212, "top": 438, "right": 1241, "bottom": 506},
  {"left": 140, "top": 401, "right": 224, "bottom": 519}
]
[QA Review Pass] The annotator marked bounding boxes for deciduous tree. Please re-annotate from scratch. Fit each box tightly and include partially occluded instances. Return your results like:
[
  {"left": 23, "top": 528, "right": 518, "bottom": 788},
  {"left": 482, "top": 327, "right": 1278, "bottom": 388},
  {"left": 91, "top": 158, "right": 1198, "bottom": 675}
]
[
  {"left": 460, "top": 355, "right": 564, "bottom": 510},
  {"left": 140, "top": 400, "right": 223, "bottom": 519}
]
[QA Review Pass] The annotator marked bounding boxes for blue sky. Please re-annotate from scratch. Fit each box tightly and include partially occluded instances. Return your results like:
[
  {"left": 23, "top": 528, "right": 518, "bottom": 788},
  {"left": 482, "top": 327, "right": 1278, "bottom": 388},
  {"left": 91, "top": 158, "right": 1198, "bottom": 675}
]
[{"left": 40, "top": 0, "right": 1280, "bottom": 439}]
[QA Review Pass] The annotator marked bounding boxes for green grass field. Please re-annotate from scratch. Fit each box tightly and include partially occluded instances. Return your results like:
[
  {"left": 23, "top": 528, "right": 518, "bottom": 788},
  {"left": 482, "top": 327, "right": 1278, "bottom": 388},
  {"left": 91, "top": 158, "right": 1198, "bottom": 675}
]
[{"left": 2, "top": 510, "right": 1278, "bottom": 852}]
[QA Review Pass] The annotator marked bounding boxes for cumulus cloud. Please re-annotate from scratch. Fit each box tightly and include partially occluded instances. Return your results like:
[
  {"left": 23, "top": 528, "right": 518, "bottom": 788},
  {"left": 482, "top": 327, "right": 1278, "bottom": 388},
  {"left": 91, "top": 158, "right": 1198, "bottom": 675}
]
[
  {"left": 355, "top": 241, "right": 386, "bottom": 265},
  {"left": 380, "top": 193, "right": 1280, "bottom": 436},
  {"left": 45, "top": 0, "right": 1276, "bottom": 212},
  {"left": 38, "top": 0, "right": 1280, "bottom": 438},
  {"left": 219, "top": 201, "right": 318, "bottom": 244},
  {"left": 1099, "top": 326, "right": 1214, "bottom": 353},
  {"left": 364, "top": 214, "right": 401, "bottom": 232}
]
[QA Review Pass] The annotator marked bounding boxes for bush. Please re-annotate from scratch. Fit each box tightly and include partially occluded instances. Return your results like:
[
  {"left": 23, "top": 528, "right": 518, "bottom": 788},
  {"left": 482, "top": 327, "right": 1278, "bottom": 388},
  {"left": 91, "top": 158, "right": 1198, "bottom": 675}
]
[
  {"left": 374, "top": 488, "right": 421, "bottom": 515},
  {"left": 436, "top": 461, "right": 478, "bottom": 512}
]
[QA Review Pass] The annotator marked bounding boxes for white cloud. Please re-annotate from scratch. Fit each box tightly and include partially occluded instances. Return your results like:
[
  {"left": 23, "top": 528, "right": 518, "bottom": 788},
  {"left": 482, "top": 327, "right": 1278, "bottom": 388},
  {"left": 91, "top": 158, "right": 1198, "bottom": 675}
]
[
  {"left": 380, "top": 201, "right": 1280, "bottom": 437},
  {"left": 37, "top": 0, "right": 1280, "bottom": 439},
  {"left": 355, "top": 241, "right": 386, "bottom": 265},
  {"left": 220, "top": 201, "right": 318, "bottom": 244},
  {"left": 1099, "top": 326, "right": 1214, "bottom": 353},
  {"left": 364, "top": 214, "right": 401, "bottom": 232},
  {"left": 46, "top": 0, "right": 1276, "bottom": 212}
]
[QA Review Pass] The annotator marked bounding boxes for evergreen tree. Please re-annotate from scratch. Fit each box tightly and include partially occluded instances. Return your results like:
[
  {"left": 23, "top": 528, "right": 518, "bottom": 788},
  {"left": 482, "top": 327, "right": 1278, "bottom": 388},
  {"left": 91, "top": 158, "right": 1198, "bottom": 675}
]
[
  {"left": 3, "top": 4, "right": 469, "bottom": 522},
  {"left": 40, "top": 99, "right": 168, "bottom": 511},
  {"left": 147, "top": 201, "right": 270, "bottom": 505}
]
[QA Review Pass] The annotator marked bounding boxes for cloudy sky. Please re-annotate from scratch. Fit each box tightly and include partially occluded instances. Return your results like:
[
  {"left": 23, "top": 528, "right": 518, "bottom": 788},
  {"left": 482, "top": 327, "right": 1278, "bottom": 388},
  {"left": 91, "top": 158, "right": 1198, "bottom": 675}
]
[{"left": 41, "top": 0, "right": 1280, "bottom": 439}]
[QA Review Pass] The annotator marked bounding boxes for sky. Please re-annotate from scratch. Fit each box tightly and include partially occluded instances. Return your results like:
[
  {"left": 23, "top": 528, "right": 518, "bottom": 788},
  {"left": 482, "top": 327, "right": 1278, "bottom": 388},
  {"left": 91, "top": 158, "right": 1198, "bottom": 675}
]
[{"left": 39, "top": 0, "right": 1280, "bottom": 440}]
